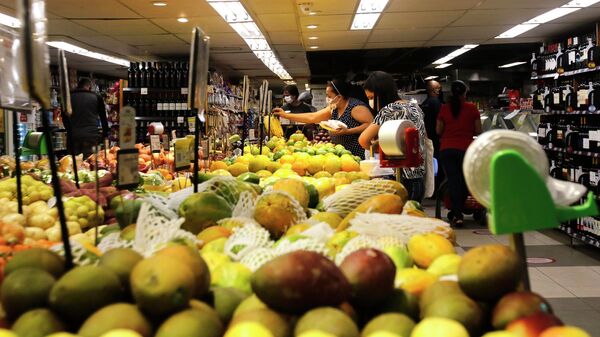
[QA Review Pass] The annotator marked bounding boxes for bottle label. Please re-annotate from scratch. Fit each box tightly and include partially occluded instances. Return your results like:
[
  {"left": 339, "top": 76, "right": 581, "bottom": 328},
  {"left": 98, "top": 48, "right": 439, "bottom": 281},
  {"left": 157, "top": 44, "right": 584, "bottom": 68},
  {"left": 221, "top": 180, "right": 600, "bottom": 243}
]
[
  {"left": 578, "top": 90, "right": 589, "bottom": 106},
  {"left": 182, "top": 102, "right": 188, "bottom": 110},
  {"left": 170, "top": 103, "right": 176, "bottom": 110},
  {"left": 176, "top": 102, "right": 182, "bottom": 110},
  {"left": 157, "top": 103, "right": 163, "bottom": 110},
  {"left": 141, "top": 88, "right": 148, "bottom": 95}
]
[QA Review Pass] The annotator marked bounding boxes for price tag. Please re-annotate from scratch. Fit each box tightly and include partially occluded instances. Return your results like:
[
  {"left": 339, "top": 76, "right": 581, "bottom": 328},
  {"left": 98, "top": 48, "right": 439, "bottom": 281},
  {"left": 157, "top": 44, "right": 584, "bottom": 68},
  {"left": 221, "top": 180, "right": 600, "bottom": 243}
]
[
  {"left": 174, "top": 138, "right": 191, "bottom": 171},
  {"left": 583, "top": 138, "right": 590, "bottom": 149},
  {"left": 554, "top": 93, "right": 560, "bottom": 104},
  {"left": 188, "top": 117, "right": 196, "bottom": 133},
  {"left": 116, "top": 149, "right": 140, "bottom": 190},
  {"left": 538, "top": 127, "right": 546, "bottom": 137},
  {"left": 177, "top": 116, "right": 184, "bottom": 124},
  {"left": 150, "top": 135, "right": 161, "bottom": 153},
  {"left": 517, "top": 112, "right": 527, "bottom": 126},
  {"left": 181, "top": 87, "right": 189, "bottom": 95},
  {"left": 119, "top": 106, "right": 136, "bottom": 149},
  {"left": 504, "top": 110, "right": 520, "bottom": 120},
  {"left": 141, "top": 88, "right": 148, "bottom": 95},
  {"left": 161, "top": 134, "right": 169, "bottom": 150}
]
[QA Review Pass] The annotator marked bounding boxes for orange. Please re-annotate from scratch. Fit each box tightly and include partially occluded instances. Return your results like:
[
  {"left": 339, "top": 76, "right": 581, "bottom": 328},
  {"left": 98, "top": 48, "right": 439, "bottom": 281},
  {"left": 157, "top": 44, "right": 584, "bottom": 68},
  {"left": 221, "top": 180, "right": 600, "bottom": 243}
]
[
  {"left": 292, "top": 160, "right": 308, "bottom": 176},
  {"left": 407, "top": 233, "right": 455, "bottom": 268}
]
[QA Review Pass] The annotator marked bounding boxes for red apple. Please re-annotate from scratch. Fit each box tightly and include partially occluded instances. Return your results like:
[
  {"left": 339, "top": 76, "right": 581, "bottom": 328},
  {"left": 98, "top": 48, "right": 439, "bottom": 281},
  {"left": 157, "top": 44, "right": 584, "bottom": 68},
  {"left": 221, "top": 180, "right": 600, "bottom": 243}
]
[{"left": 506, "top": 312, "right": 563, "bottom": 337}]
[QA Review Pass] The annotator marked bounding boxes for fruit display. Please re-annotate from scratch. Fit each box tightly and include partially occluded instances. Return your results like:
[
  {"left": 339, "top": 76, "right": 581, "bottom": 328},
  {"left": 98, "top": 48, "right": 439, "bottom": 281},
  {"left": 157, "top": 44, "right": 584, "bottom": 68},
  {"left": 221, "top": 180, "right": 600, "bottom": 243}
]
[
  {"left": 314, "top": 128, "right": 332, "bottom": 143},
  {"left": 0, "top": 132, "right": 591, "bottom": 337}
]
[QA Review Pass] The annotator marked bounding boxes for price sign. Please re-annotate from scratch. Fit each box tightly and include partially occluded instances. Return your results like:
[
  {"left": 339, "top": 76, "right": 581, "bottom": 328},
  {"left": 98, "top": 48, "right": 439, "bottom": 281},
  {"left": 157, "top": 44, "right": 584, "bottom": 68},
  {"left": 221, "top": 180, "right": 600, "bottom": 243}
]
[
  {"left": 583, "top": 138, "right": 590, "bottom": 149},
  {"left": 119, "top": 106, "right": 136, "bottom": 149},
  {"left": 188, "top": 117, "right": 196, "bottom": 133},
  {"left": 174, "top": 138, "right": 191, "bottom": 171},
  {"left": 161, "top": 134, "right": 169, "bottom": 150},
  {"left": 150, "top": 135, "right": 161, "bottom": 153},
  {"left": 116, "top": 149, "right": 140, "bottom": 189},
  {"left": 177, "top": 116, "right": 184, "bottom": 124},
  {"left": 141, "top": 88, "right": 148, "bottom": 95},
  {"left": 181, "top": 87, "right": 189, "bottom": 95}
]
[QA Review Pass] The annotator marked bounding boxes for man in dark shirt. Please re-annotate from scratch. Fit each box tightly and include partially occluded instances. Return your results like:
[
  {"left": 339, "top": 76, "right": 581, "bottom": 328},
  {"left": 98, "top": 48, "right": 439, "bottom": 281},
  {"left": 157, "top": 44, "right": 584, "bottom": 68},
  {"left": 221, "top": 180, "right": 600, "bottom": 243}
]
[
  {"left": 67, "top": 78, "right": 109, "bottom": 157},
  {"left": 280, "top": 85, "right": 314, "bottom": 138},
  {"left": 421, "top": 80, "right": 442, "bottom": 156}
]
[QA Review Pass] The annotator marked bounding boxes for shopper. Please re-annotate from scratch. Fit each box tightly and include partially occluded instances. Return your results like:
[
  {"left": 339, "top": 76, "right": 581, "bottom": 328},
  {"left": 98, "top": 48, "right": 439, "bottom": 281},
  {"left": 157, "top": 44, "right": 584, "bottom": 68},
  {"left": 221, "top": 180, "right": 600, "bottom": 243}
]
[
  {"left": 67, "top": 78, "right": 109, "bottom": 158},
  {"left": 282, "top": 85, "right": 313, "bottom": 113},
  {"left": 437, "top": 80, "right": 482, "bottom": 226},
  {"left": 273, "top": 79, "right": 373, "bottom": 159},
  {"left": 358, "top": 71, "right": 427, "bottom": 202},
  {"left": 298, "top": 91, "right": 317, "bottom": 112},
  {"left": 421, "top": 80, "right": 444, "bottom": 196}
]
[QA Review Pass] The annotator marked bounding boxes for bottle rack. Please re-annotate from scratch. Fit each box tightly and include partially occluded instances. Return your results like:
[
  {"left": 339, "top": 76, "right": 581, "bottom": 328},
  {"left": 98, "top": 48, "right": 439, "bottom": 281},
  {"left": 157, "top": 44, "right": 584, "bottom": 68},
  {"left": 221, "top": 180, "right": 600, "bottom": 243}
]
[{"left": 539, "top": 110, "right": 600, "bottom": 248}]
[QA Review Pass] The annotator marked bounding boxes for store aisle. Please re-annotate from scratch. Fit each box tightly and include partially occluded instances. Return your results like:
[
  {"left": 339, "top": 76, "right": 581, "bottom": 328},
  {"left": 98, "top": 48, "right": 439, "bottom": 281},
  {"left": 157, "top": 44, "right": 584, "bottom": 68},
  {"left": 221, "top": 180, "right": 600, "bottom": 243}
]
[{"left": 423, "top": 201, "right": 600, "bottom": 336}]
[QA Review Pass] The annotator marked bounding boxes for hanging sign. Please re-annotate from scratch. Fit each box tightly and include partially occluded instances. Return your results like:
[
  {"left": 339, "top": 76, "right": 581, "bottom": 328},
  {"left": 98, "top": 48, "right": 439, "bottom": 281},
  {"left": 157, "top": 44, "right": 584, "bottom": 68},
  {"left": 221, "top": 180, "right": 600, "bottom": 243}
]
[
  {"left": 174, "top": 138, "right": 191, "bottom": 171},
  {"left": 116, "top": 149, "right": 140, "bottom": 189},
  {"left": 119, "top": 106, "right": 136, "bottom": 149}
]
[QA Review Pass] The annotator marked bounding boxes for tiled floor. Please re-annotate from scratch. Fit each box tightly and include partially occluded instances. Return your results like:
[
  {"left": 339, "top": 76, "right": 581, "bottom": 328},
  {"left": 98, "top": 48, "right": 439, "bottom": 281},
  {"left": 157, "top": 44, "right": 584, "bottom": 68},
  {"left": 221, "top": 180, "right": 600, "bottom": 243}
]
[{"left": 423, "top": 200, "right": 600, "bottom": 336}]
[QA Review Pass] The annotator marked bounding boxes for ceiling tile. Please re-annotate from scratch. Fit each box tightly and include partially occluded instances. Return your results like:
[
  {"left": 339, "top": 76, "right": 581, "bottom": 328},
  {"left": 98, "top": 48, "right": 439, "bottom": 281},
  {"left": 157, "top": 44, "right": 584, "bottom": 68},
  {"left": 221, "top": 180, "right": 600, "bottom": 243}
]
[
  {"left": 299, "top": 15, "right": 353, "bottom": 32},
  {"left": 450, "top": 9, "right": 546, "bottom": 27},
  {"left": 140, "top": 43, "right": 191, "bottom": 55},
  {"left": 66, "top": 35, "right": 142, "bottom": 56},
  {"left": 434, "top": 25, "right": 512, "bottom": 41},
  {"left": 273, "top": 44, "right": 306, "bottom": 52},
  {"left": 305, "top": 0, "right": 359, "bottom": 15},
  {"left": 258, "top": 14, "right": 298, "bottom": 32},
  {"left": 246, "top": 0, "right": 295, "bottom": 15},
  {"left": 302, "top": 30, "right": 370, "bottom": 45},
  {"left": 73, "top": 19, "right": 166, "bottom": 35},
  {"left": 47, "top": 0, "right": 140, "bottom": 19},
  {"left": 151, "top": 16, "right": 231, "bottom": 34},
  {"left": 113, "top": 34, "right": 181, "bottom": 46},
  {"left": 116, "top": 0, "right": 215, "bottom": 18},
  {"left": 378, "top": 11, "right": 465, "bottom": 29},
  {"left": 520, "top": 23, "right": 576, "bottom": 39},
  {"left": 368, "top": 28, "right": 440, "bottom": 43},
  {"left": 48, "top": 19, "right": 101, "bottom": 36},
  {"left": 269, "top": 31, "right": 302, "bottom": 44},
  {"left": 365, "top": 41, "right": 426, "bottom": 49},
  {"left": 386, "top": 0, "right": 482, "bottom": 12},
  {"left": 476, "top": 0, "right": 567, "bottom": 9}
]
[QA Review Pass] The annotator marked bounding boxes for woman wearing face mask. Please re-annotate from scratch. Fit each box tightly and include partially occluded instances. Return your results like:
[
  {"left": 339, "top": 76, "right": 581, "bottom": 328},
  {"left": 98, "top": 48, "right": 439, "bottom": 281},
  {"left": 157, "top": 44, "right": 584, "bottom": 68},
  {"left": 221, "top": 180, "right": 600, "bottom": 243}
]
[
  {"left": 358, "top": 71, "right": 427, "bottom": 202},
  {"left": 281, "top": 84, "right": 313, "bottom": 113},
  {"left": 273, "top": 79, "right": 373, "bottom": 159}
]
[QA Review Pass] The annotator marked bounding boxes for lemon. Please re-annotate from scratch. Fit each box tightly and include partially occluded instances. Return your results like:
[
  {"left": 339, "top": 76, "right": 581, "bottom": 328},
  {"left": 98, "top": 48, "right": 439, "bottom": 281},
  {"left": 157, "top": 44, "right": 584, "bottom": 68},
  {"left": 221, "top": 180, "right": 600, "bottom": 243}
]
[{"left": 225, "top": 322, "right": 274, "bottom": 337}]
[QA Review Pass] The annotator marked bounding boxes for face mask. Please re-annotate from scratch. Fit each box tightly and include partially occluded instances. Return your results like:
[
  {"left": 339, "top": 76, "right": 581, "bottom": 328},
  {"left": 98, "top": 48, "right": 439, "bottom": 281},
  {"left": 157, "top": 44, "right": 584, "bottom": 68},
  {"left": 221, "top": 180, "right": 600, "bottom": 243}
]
[
  {"left": 284, "top": 96, "right": 293, "bottom": 104},
  {"left": 369, "top": 99, "right": 375, "bottom": 109}
]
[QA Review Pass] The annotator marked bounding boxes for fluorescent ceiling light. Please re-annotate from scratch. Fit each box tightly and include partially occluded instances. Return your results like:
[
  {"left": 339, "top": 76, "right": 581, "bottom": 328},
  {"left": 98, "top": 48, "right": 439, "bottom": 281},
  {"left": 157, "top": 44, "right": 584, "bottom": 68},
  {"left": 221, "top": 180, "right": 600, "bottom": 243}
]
[
  {"left": 563, "top": 0, "right": 600, "bottom": 7},
  {"left": 526, "top": 7, "right": 580, "bottom": 24},
  {"left": 0, "top": 12, "right": 20, "bottom": 28},
  {"left": 351, "top": 13, "right": 381, "bottom": 30},
  {"left": 435, "top": 63, "right": 452, "bottom": 69},
  {"left": 207, "top": 1, "right": 251, "bottom": 23},
  {"left": 356, "top": 0, "right": 390, "bottom": 13},
  {"left": 230, "top": 22, "right": 263, "bottom": 39},
  {"left": 244, "top": 38, "right": 270, "bottom": 51},
  {"left": 432, "top": 44, "right": 478, "bottom": 65},
  {"left": 424, "top": 76, "right": 439, "bottom": 80},
  {"left": 177, "top": 17, "right": 189, "bottom": 23},
  {"left": 495, "top": 23, "right": 539, "bottom": 39},
  {"left": 309, "top": 11, "right": 318, "bottom": 15},
  {"left": 152, "top": 2, "right": 167, "bottom": 6},
  {"left": 284, "top": 80, "right": 296, "bottom": 85},
  {"left": 308, "top": 36, "right": 318, "bottom": 40},
  {"left": 47, "top": 41, "right": 129, "bottom": 67},
  {"left": 310, "top": 46, "right": 319, "bottom": 49},
  {"left": 307, "top": 24, "right": 318, "bottom": 29},
  {"left": 499, "top": 61, "right": 527, "bottom": 68}
]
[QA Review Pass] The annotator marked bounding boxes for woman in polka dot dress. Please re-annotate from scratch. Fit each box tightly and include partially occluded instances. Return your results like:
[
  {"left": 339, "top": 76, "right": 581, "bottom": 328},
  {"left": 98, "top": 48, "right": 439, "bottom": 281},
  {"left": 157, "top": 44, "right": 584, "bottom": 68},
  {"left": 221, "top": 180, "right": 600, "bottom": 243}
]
[{"left": 273, "top": 79, "right": 373, "bottom": 159}]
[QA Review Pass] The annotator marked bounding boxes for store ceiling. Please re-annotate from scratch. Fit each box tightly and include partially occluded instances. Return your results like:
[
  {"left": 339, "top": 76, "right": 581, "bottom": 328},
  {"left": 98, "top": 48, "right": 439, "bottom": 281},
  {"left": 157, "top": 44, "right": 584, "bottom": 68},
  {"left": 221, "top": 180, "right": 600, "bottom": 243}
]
[{"left": 0, "top": 0, "right": 599, "bottom": 84}]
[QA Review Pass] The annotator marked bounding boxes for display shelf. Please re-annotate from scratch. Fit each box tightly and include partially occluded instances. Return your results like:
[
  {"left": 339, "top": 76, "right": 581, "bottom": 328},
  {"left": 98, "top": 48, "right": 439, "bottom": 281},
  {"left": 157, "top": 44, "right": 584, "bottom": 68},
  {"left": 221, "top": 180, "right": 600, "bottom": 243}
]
[
  {"left": 123, "top": 87, "right": 188, "bottom": 94},
  {"left": 542, "top": 110, "right": 600, "bottom": 116},
  {"left": 531, "top": 66, "right": 600, "bottom": 80},
  {"left": 135, "top": 116, "right": 178, "bottom": 122},
  {"left": 543, "top": 146, "right": 600, "bottom": 158},
  {"left": 559, "top": 223, "right": 600, "bottom": 248}
]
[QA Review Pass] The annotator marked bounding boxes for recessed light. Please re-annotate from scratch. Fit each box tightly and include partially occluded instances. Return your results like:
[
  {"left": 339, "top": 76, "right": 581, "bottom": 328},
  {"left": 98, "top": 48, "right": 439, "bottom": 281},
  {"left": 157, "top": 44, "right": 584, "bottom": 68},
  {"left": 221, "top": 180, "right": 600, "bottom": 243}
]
[
  {"left": 307, "top": 24, "right": 318, "bottom": 29},
  {"left": 177, "top": 17, "right": 189, "bottom": 23},
  {"left": 152, "top": 1, "right": 167, "bottom": 6},
  {"left": 309, "top": 11, "right": 318, "bottom": 15},
  {"left": 310, "top": 46, "right": 319, "bottom": 49},
  {"left": 308, "top": 36, "right": 318, "bottom": 40}
]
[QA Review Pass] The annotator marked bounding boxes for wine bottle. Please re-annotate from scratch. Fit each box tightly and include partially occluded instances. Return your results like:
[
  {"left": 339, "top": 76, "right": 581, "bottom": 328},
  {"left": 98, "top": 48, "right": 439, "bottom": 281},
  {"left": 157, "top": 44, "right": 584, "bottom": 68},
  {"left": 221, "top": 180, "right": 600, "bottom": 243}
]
[
  {"left": 147, "top": 62, "right": 154, "bottom": 88},
  {"left": 531, "top": 53, "right": 538, "bottom": 78},
  {"left": 128, "top": 62, "right": 135, "bottom": 88},
  {"left": 170, "top": 62, "right": 177, "bottom": 89},
  {"left": 182, "top": 62, "right": 189, "bottom": 88},
  {"left": 557, "top": 44, "right": 566, "bottom": 74},
  {"left": 140, "top": 62, "right": 147, "bottom": 88},
  {"left": 134, "top": 62, "right": 141, "bottom": 88},
  {"left": 169, "top": 93, "right": 176, "bottom": 118},
  {"left": 156, "top": 93, "right": 164, "bottom": 117}
]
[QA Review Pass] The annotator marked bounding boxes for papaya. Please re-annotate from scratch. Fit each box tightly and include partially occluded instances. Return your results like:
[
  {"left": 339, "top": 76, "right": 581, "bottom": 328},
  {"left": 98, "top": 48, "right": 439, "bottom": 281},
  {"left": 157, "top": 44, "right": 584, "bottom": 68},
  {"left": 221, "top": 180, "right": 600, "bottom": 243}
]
[
  {"left": 337, "top": 194, "right": 405, "bottom": 231},
  {"left": 179, "top": 192, "right": 232, "bottom": 234}
]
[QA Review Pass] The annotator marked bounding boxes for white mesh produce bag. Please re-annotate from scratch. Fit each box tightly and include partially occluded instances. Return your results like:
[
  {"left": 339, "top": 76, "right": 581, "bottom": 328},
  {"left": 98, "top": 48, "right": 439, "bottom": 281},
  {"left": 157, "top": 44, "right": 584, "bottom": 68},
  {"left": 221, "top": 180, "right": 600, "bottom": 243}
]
[
  {"left": 323, "top": 179, "right": 405, "bottom": 217},
  {"left": 97, "top": 232, "right": 134, "bottom": 252},
  {"left": 217, "top": 216, "right": 260, "bottom": 228},
  {"left": 239, "top": 247, "right": 276, "bottom": 272},
  {"left": 232, "top": 191, "right": 258, "bottom": 218},
  {"left": 253, "top": 190, "right": 308, "bottom": 226},
  {"left": 142, "top": 193, "right": 178, "bottom": 219},
  {"left": 167, "top": 176, "right": 257, "bottom": 211},
  {"left": 224, "top": 223, "right": 273, "bottom": 261},
  {"left": 51, "top": 240, "right": 100, "bottom": 266},
  {"left": 347, "top": 213, "right": 453, "bottom": 244},
  {"left": 334, "top": 236, "right": 380, "bottom": 265},
  {"left": 273, "top": 237, "right": 328, "bottom": 257},
  {"left": 298, "top": 222, "right": 335, "bottom": 243}
]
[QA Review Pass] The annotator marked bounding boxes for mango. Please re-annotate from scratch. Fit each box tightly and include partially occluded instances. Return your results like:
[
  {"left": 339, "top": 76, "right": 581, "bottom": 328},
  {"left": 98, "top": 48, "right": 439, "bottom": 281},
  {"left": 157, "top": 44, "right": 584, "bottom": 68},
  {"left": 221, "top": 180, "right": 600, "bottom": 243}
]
[
  {"left": 11, "top": 309, "right": 66, "bottom": 337},
  {"left": 49, "top": 266, "right": 123, "bottom": 324},
  {"left": 492, "top": 291, "right": 553, "bottom": 330},
  {"left": 155, "top": 309, "right": 223, "bottom": 337},
  {"left": 295, "top": 307, "right": 359, "bottom": 337},
  {"left": 251, "top": 251, "right": 351, "bottom": 314},
  {"left": 411, "top": 317, "right": 469, "bottom": 337},
  {"left": 212, "top": 287, "right": 249, "bottom": 324},
  {"left": 229, "top": 309, "right": 289, "bottom": 337},
  {"left": 458, "top": 244, "right": 523, "bottom": 302},
  {"left": 419, "top": 280, "right": 464, "bottom": 312},
  {"left": 179, "top": 192, "right": 232, "bottom": 234},
  {"left": 421, "top": 294, "right": 485, "bottom": 336},
  {"left": 4, "top": 248, "right": 65, "bottom": 278},
  {"left": 99, "top": 248, "right": 143, "bottom": 294},
  {"left": 78, "top": 303, "right": 152, "bottom": 337},
  {"left": 233, "top": 294, "right": 268, "bottom": 318},
  {"left": 361, "top": 313, "right": 416, "bottom": 337},
  {"left": 1, "top": 268, "right": 55, "bottom": 320},
  {"left": 337, "top": 194, "right": 405, "bottom": 231},
  {"left": 155, "top": 245, "right": 211, "bottom": 298},
  {"left": 339, "top": 248, "right": 396, "bottom": 309},
  {"left": 130, "top": 255, "right": 195, "bottom": 318}
]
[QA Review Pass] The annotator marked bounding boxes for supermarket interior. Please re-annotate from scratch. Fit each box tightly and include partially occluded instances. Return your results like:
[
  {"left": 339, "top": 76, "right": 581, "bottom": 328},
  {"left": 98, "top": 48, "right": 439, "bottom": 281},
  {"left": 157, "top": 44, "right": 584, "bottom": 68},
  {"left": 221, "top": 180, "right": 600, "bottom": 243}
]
[{"left": 3, "top": 0, "right": 600, "bottom": 337}]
